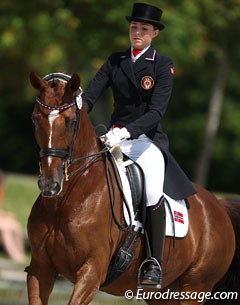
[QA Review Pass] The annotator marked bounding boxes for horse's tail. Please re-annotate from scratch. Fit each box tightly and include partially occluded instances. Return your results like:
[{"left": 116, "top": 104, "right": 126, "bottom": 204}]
[{"left": 205, "top": 199, "right": 240, "bottom": 305}]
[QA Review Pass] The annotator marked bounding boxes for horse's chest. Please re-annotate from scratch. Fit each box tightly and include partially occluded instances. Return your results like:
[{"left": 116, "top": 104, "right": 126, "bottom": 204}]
[
  {"left": 31, "top": 208, "right": 98, "bottom": 280},
  {"left": 45, "top": 223, "right": 87, "bottom": 274},
  {"left": 46, "top": 226, "right": 74, "bottom": 257}
]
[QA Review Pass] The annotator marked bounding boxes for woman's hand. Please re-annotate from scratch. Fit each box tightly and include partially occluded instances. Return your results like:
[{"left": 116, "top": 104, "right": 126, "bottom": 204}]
[{"left": 101, "top": 127, "right": 130, "bottom": 148}]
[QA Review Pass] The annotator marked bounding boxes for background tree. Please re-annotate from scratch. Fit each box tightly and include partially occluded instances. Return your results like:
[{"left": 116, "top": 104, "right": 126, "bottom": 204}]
[
  {"left": 194, "top": 0, "right": 240, "bottom": 187},
  {"left": 0, "top": 0, "right": 240, "bottom": 193}
]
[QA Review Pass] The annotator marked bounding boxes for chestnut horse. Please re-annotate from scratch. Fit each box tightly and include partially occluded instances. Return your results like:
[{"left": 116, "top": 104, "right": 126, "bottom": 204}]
[{"left": 27, "top": 72, "right": 240, "bottom": 305}]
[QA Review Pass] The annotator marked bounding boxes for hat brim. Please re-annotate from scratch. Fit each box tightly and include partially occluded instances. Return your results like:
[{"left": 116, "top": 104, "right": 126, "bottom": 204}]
[{"left": 126, "top": 16, "right": 165, "bottom": 30}]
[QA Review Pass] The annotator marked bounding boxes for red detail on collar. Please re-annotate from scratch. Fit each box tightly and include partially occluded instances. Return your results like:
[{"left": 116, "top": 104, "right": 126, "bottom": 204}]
[
  {"left": 133, "top": 49, "right": 143, "bottom": 57},
  {"left": 112, "top": 124, "right": 123, "bottom": 129}
]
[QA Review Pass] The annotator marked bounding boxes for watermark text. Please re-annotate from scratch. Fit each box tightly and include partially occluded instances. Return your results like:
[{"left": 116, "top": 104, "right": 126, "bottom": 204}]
[{"left": 124, "top": 288, "right": 238, "bottom": 303}]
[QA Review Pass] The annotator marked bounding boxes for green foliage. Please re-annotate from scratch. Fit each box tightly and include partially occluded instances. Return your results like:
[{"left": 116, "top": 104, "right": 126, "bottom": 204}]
[{"left": 0, "top": 0, "right": 240, "bottom": 192}]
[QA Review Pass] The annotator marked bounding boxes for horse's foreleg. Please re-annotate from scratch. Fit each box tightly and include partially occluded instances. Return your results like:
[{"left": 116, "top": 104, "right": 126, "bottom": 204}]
[
  {"left": 68, "top": 260, "right": 103, "bottom": 305},
  {"left": 27, "top": 259, "right": 57, "bottom": 305}
]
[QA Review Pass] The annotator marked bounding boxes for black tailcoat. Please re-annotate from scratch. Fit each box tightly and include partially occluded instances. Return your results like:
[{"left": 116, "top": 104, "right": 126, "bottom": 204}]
[{"left": 85, "top": 46, "right": 196, "bottom": 200}]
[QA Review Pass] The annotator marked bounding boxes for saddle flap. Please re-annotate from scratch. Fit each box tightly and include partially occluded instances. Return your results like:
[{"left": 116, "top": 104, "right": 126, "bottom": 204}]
[{"left": 125, "top": 159, "right": 146, "bottom": 220}]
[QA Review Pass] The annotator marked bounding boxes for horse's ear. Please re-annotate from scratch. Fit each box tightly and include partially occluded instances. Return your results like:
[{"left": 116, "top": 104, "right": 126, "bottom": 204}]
[
  {"left": 66, "top": 73, "right": 80, "bottom": 93},
  {"left": 29, "top": 72, "right": 46, "bottom": 90}
]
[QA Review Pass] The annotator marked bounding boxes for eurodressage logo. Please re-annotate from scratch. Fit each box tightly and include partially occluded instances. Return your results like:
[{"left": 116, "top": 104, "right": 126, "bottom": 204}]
[
  {"left": 125, "top": 289, "right": 239, "bottom": 303},
  {"left": 141, "top": 76, "right": 154, "bottom": 90}
]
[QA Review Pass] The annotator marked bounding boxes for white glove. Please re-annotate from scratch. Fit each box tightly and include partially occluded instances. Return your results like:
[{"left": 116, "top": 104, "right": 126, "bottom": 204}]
[{"left": 101, "top": 127, "right": 131, "bottom": 148}]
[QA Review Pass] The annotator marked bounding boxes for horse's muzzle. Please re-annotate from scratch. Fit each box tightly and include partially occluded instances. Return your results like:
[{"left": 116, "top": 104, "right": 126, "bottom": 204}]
[{"left": 38, "top": 176, "right": 62, "bottom": 197}]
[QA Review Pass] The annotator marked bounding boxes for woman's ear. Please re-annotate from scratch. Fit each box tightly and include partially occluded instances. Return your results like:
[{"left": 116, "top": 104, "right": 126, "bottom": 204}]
[{"left": 154, "top": 28, "right": 159, "bottom": 38}]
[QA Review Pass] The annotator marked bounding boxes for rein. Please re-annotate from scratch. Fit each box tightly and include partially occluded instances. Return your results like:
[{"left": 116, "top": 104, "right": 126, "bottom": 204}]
[
  {"left": 66, "top": 147, "right": 132, "bottom": 231},
  {"left": 64, "top": 147, "right": 109, "bottom": 180}
]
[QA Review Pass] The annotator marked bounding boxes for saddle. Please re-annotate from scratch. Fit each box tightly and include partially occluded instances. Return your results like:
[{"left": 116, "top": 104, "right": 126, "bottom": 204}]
[{"left": 102, "top": 146, "right": 188, "bottom": 288}]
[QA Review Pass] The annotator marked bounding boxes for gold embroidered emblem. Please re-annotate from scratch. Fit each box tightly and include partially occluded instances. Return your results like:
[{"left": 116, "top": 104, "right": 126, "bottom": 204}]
[{"left": 141, "top": 76, "right": 154, "bottom": 90}]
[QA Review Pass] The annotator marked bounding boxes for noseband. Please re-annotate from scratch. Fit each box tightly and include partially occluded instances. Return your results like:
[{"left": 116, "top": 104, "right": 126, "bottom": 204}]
[{"left": 35, "top": 73, "right": 83, "bottom": 178}]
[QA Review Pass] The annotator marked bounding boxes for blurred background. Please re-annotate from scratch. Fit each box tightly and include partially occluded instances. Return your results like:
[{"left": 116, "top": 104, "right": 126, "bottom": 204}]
[{"left": 0, "top": 0, "right": 240, "bottom": 304}]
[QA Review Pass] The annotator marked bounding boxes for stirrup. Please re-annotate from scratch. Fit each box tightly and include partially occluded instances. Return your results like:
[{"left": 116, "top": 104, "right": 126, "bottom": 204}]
[{"left": 137, "top": 257, "right": 162, "bottom": 289}]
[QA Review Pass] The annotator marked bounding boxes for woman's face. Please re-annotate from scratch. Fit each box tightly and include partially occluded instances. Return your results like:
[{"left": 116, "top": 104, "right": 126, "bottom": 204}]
[{"left": 129, "top": 21, "right": 159, "bottom": 50}]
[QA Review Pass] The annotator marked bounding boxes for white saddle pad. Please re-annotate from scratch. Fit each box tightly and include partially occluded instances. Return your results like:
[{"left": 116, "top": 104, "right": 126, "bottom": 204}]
[{"left": 114, "top": 155, "right": 188, "bottom": 238}]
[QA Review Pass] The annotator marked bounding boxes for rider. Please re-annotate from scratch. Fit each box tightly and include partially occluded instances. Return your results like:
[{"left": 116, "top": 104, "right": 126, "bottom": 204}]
[{"left": 84, "top": 2, "right": 196, "bottom": 287}]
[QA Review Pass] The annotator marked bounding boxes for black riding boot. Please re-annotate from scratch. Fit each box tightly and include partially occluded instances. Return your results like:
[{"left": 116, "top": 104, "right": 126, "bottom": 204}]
[{"left": 142, "top": 196, "right": 166, "bottom": 286}]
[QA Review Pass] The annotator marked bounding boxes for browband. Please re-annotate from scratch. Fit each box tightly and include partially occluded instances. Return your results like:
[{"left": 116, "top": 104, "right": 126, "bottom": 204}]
[{"left": 43, "top": 72, "right": 71, "bottom": 82}]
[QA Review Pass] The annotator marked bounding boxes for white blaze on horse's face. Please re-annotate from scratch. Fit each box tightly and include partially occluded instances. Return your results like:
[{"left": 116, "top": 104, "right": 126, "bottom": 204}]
[{"left": 48, "top": 110, "right": 60, "bottom": 167}]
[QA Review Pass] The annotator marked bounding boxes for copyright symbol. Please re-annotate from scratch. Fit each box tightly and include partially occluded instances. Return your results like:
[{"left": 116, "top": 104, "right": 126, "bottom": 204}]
[{"left": 125, "top": 289, "right": 134, "bottom": 300}]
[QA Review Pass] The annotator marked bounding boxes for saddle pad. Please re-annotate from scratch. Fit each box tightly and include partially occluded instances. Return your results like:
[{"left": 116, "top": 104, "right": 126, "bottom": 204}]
[{"left": 114, "top": 155, "right": 189, "bottom": 238}]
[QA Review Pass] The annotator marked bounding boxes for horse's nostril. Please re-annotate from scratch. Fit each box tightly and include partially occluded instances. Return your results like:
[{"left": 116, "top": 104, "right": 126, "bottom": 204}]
[
  {"left": 38, "top": 177, "right": 44, "bottom": 191},
  {"left": 38, "top": 177, "right": 62, "bottom": 197},
  {"left": 52, "top": 181, "right": 61, "bottom": 194}
]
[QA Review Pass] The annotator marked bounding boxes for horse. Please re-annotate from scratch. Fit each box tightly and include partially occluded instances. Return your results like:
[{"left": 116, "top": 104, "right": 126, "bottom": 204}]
[{"left": 27, "top": 71, "right": 240, "bottom": 305}]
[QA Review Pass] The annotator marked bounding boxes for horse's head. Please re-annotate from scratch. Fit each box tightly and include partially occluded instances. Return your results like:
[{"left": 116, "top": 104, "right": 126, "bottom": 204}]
[{"left": 30, "top": 72, "right": 82, "bottom": 197}]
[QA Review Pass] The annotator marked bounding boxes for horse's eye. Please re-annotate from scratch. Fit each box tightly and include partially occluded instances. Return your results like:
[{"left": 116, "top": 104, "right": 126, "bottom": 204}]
[
  {"left": 31, "top": 113, "right": 41, "bottom": 125},
  {"left": 65, "top": 117, "right": 76, "bottom": 132}
]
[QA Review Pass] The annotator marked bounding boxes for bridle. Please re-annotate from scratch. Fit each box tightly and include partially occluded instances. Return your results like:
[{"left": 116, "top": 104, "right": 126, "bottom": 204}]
[
  {"left": 34, "top": 72, "right": 108, "bottom": 181},
  {"left": 35, "top": 73, "right": 83, "bottom": 180},
  {"left": 34, "top": 72, "right": 131, "bottom": 231}
]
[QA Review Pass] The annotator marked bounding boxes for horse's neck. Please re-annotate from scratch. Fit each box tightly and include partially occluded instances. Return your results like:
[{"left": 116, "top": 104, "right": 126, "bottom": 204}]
[{"left": 74, "top": 107, "right": 101, "bottom": 158}]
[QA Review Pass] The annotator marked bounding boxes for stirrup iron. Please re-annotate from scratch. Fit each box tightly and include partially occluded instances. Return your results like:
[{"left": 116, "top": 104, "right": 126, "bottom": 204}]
[{"left": 137, "top": 257, "right": 162, "bottom": 289}]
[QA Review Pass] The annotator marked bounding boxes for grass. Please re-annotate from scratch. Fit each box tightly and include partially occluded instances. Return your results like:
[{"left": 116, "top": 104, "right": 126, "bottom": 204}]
[{"left": 2, "top": 172, "right": 39, "bottom": 229}]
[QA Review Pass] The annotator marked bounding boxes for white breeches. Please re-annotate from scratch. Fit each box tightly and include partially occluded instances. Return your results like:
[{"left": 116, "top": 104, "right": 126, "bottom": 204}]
[{"left": 119, "top": 135, "right": 165, "bottom": 207}]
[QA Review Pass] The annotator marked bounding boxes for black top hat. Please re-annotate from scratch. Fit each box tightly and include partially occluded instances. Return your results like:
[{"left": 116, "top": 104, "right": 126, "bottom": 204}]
[{"left": 126, "top": 3, "right": 165, "bottom": 30}]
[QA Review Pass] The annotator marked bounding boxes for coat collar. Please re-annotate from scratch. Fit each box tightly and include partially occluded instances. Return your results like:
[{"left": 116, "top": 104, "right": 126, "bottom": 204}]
[
  {"left": 119, "top": 46, "right": 156, "bottom": 88},
  {"left": 120, "top": 46, "right": 156, "bottom": 61}
]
